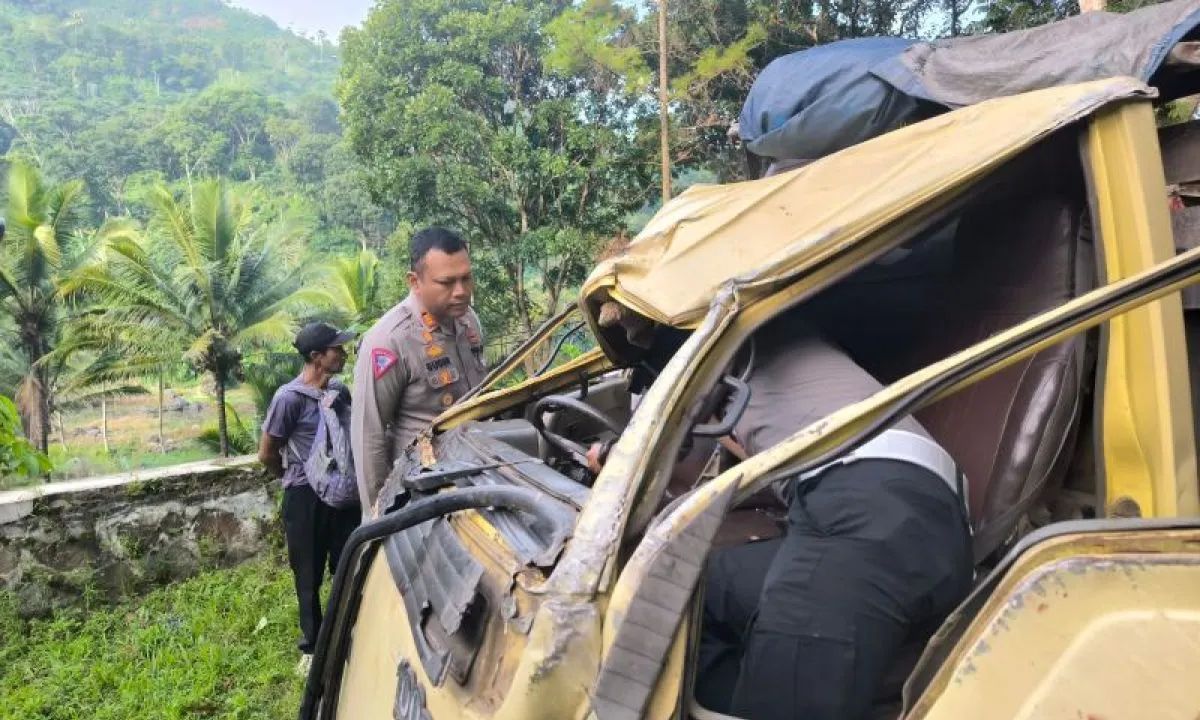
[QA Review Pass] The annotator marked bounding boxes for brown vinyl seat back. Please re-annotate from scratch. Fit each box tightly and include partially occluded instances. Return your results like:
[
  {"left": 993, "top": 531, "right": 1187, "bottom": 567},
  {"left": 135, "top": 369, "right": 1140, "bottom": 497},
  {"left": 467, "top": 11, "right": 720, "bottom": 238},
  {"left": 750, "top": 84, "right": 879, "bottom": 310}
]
[
  {"left": 811, "top": 140, "right": 1094, "bottom": 537},
  {"left": 916, "top": 186, "right": 1093, "bottom": 532}
]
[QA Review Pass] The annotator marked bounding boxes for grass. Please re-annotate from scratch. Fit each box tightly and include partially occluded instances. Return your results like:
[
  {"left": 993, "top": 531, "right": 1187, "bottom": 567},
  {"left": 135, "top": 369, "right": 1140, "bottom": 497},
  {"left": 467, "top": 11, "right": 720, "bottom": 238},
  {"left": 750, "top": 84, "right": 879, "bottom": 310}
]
[
  {"left": 24, "top": 384, "right": 260, "bottom": 484},
  {"left": 46, "top": 443, "right": 216, "bottom": 480},
  {"left": 0, "top": 554, "right": 306, "bottom": 720}
]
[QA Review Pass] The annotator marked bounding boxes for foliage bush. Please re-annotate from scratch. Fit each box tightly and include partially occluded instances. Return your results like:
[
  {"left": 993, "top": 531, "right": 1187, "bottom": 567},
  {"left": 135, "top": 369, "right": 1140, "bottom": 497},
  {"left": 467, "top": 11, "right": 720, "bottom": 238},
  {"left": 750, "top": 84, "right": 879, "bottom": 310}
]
[
  {"left": 198, "top": 406, "right": 257, "bottom": 456},
  {"left": 0, "top": 556, "right": 304, "bottom": 720},
  {"left": 0, "top": 395, "right": 51, "bottom": 485},
  {"left": 243, "top": 355, "right": 304, "bottom": 420}
]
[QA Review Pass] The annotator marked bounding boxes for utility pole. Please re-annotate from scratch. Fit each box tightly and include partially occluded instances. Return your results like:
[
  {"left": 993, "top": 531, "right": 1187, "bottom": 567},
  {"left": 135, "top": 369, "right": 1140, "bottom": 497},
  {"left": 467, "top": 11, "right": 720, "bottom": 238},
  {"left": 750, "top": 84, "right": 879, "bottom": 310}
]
[{"left": 658, "top": 0, "right": 672, "bottom": 205}]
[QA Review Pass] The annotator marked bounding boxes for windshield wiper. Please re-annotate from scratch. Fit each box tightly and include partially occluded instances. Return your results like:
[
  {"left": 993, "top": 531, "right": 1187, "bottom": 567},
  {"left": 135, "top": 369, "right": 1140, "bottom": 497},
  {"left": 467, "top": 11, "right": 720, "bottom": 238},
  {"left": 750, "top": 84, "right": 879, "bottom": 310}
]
[
  {"left": 402, "top": 458, "right": 545, "bottom": 492},
  {"left": 535, "top": 321, "right": 587, "bottom": 377}
]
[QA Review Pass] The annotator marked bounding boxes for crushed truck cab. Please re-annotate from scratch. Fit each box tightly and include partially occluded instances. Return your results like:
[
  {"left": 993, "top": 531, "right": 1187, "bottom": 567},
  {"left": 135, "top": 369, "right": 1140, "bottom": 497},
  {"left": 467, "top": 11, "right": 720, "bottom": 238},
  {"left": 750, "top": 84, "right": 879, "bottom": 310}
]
[{"left": 302, "top": 7, "right": 1200, "bottom": 716}]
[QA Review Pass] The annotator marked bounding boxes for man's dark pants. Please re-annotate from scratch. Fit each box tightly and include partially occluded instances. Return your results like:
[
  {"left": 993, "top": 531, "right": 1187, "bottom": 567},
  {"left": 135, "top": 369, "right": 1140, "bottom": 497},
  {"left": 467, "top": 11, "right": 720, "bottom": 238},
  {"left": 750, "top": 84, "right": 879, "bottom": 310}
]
[
  {"left": 697, "top": 459, "right": 973, "bottom": 720},
  {"left": 282, "top": 483, "right": 360, "bottom": 654}
]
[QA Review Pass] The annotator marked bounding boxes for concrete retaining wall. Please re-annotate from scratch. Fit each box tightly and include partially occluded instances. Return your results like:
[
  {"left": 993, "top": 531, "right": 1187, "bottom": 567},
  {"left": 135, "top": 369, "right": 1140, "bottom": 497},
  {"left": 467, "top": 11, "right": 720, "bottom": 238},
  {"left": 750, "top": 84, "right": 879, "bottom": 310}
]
[{"left": 0, "top": 456, "right": 278, "bottom": 617}]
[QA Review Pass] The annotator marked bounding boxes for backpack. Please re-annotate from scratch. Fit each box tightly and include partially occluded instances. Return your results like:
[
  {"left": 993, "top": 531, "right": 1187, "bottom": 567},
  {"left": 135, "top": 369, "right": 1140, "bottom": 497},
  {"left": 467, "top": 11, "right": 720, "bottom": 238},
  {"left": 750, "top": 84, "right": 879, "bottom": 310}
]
[{"left": 285, "top": 382, "right": 359, "bottom": 509}]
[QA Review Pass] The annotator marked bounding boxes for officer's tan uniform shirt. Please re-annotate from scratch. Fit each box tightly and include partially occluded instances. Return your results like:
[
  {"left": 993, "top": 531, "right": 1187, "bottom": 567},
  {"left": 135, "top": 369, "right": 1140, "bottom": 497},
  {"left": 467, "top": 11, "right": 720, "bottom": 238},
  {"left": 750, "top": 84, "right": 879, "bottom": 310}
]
[
  {"left": 351, "top": 293, "right": 487, "bottom": 509},
  {"left": 735, "top": 320, "right": 935, "bottom": 500}
]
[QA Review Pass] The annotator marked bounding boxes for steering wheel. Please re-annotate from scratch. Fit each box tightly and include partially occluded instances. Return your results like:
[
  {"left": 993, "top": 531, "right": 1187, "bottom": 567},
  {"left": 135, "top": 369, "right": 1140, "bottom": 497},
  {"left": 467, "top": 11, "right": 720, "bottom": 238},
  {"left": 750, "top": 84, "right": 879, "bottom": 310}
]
[{"left": 531, "top": 394, "right": 623, "bottom": 467}]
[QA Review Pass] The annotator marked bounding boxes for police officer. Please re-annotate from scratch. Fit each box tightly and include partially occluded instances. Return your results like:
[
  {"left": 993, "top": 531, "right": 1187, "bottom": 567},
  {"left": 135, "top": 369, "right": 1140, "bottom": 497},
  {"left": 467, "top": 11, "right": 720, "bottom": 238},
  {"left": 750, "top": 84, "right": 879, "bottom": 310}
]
[
  {"left": 350, "top": 227, "right": 488, "bottom": 510},
  {"left": 695, "top": 315, "right": 973, "bottom": 720}
]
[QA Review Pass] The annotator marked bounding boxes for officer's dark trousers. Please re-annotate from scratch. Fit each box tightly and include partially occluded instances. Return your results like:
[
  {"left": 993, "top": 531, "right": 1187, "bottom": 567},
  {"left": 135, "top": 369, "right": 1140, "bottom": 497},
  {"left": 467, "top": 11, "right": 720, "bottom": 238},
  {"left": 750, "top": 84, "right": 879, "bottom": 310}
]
[
  {"left": 282, "top": 483, "right": 360, "bottom": 654},
  {"left": 697, "top": 459, "right": 973, "bottom": 720}
]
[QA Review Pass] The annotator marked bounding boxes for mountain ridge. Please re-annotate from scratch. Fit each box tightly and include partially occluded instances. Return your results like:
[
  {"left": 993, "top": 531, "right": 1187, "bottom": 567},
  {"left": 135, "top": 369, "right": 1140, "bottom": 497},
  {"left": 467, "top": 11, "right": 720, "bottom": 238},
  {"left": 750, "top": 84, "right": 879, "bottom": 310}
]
[{"left": 0, "top": 0, "right": 386, "bottom": 254}]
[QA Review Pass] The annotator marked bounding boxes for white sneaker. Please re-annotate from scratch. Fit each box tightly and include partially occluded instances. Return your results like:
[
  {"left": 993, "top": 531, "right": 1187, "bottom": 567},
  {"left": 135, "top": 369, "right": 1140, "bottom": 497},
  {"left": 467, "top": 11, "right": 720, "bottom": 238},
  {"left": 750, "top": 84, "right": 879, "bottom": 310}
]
[{"left": 296, "top": 652, "right": 313, "bottom": 677}]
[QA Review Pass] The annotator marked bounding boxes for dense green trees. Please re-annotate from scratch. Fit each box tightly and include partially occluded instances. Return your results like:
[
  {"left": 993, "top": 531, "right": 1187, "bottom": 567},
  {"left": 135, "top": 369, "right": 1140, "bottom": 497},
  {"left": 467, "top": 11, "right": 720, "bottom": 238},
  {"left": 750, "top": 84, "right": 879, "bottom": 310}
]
[
  {"left": 0, "top": 163, "right": 360, "bottom": 462},
  {"left": 0, "top": 2, "right": 386, "bottom": 463},
  {"left": 339, "top": 0, "right": 651, "bottom": 338},
  {"left": 0, "top": 0, "right": 372, "bottom": 255}
]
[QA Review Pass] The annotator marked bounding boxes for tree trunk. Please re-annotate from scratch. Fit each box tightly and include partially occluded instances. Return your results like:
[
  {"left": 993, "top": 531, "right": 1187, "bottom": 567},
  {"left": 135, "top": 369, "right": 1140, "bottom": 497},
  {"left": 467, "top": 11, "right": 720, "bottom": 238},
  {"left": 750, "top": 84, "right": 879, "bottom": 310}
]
[
  {"left": 516, "top": 287, "right": 534, "bottom": 337},
  {"left": 34, "top": 359, "right": 51, "bottom": 455},
  {"left": 505, "top": 262, "right": 536, "bottom": 338},
  {"left": 37, "top": 385, "right": 50, "bottom": 455},
  {"left": 214, "top": 372, "right": 230, "bottom": 457},
  {"left": 158, "top": 366, "right": 166, "bottom": 454},
  {"left": 101, "top": 395, "right": 110, "bottom": 455}
]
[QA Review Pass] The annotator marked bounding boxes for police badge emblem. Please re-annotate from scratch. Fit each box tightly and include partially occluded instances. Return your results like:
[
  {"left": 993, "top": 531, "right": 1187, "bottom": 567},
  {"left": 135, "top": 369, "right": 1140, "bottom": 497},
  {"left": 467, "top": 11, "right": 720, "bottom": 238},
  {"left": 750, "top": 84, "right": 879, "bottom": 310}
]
[{"left": 371, "top": 348, "right": 399, "bottom": 379}]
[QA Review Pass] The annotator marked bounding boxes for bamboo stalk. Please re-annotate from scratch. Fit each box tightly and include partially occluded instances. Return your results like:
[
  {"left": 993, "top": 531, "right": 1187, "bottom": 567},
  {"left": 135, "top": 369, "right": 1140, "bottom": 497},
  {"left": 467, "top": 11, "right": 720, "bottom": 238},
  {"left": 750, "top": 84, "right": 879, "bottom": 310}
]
[
  {"left": 158, "top": 366, "right": 166, "bottom": 454},
  {"left": 658, "top": 0, "right": 672, "bottom": 205},
  {"left": 56, "top": 412, "right": 68, "bottom": 452},
  {"left": 101, "top": 395, "right": 110, "bottom": 455}
]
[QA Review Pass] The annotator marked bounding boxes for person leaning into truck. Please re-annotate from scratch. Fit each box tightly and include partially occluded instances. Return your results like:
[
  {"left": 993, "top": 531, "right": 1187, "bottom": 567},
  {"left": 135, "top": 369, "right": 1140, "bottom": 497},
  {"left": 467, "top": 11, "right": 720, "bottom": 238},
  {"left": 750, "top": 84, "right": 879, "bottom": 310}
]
[
  {"left": 691, "top": 315, "right": 974, "bottom": 720},
  {"left": 350, "top": 227, "right": 488, "bottom": 512}
]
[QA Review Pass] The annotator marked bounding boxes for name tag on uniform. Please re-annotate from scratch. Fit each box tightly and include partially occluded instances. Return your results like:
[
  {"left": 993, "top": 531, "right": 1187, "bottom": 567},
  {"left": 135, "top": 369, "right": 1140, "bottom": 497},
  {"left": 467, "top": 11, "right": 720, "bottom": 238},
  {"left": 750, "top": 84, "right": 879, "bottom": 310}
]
[
  {"left": 424, "top": 356, "right": 452, "bottom": 373},
  {"left": 426, "top": 361, "right": 460, "bottom": 388}
]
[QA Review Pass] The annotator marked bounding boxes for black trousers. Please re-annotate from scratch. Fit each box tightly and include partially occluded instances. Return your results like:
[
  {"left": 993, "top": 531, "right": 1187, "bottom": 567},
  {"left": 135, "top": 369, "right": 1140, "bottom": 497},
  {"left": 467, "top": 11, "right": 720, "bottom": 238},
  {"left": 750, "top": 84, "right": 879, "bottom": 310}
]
[
  {"left": 697, "top": 459, "right": 973, "bottom": 720},
  {"left": 281, "top": 483, "right": 360, "bottom": 653}
]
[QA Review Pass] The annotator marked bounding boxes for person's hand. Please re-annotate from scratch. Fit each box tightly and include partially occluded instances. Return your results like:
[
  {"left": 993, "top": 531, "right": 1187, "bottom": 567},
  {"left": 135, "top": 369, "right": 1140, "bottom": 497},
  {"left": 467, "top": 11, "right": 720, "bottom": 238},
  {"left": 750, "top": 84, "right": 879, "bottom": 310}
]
[{"left": 585, "top": 442, "right": 605, "bottom": 474}]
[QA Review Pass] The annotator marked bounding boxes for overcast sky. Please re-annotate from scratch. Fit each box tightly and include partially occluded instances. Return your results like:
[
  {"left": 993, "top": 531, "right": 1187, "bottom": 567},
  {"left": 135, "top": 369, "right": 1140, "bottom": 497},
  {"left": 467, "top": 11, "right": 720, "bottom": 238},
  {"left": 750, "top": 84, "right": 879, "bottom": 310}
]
[{"left": 228, "top": 0, "right": 375, "bottom": 39}]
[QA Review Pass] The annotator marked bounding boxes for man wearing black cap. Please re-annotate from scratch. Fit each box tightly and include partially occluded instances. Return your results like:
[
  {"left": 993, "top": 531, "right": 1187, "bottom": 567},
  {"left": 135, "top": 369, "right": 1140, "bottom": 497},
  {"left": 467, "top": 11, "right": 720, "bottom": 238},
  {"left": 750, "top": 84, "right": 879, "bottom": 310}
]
[{"left": 259, "top": 321, "right": 360, "bottom": 672}]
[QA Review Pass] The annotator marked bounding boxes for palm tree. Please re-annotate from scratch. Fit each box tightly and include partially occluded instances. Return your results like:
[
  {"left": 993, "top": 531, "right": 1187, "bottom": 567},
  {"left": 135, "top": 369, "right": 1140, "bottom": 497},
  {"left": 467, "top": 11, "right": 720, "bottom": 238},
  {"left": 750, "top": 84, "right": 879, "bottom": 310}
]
[
  {"left": 67, "top": 180, "right": 316, "bottom": 456},
  {"left": 0, "top": 323, "right": 24, "bottom": 397},
  {"left": 54, "top": 348, "right": 151, "bottom": 453},
  {"left": 320, "top": 249, "right": 383, "bottom": 332},
  {"left": 48, "top": 319, "right": 169, "bottom": 452},
  {"left": 0, "top": 162, "right": 134, "bottom": 452}
]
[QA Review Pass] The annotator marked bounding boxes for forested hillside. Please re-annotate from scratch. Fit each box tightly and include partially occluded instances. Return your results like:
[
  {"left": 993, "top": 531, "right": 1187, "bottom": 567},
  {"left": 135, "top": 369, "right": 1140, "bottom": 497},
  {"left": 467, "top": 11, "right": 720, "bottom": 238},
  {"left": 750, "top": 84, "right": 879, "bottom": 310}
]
[{"left": 0, "top": 0, "right": 388, "bottom": 252}]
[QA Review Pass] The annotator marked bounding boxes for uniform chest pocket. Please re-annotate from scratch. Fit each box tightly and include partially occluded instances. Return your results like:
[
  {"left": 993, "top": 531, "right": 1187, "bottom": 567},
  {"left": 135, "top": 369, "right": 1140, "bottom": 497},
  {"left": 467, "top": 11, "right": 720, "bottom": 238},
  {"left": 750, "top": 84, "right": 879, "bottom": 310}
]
[{"left": 424, "top": 355, "right": 461, "bottom": 388}]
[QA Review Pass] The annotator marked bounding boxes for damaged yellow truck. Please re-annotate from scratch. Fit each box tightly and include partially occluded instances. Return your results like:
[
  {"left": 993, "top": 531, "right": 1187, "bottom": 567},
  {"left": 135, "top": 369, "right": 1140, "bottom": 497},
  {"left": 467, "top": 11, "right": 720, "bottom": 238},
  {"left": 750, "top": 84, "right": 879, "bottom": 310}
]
[{"left": 301, "top": 11, "right": 1200, "bottom": 720}]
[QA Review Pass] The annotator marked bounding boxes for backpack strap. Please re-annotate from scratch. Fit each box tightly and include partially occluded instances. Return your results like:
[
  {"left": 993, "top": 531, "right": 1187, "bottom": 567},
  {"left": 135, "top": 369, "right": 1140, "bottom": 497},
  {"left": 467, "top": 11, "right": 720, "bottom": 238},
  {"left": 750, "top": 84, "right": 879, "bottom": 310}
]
[
  {"left": 320, "top": 387, "right": 354, "bottom": 477},
  {"left": 286, "top": 382, "right": 323, "bottom": 402},
  {"left": 310, "top": 396, "right": 331, "bottom": 460},
  {"left": 280, "top": 381, "right": 322, "bottom": 469}
]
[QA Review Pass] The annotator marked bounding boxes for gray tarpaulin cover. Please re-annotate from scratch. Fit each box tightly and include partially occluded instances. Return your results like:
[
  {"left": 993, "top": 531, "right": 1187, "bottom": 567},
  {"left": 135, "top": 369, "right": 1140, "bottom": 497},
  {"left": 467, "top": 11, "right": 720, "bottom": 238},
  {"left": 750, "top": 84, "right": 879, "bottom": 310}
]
[
  {"left": 741, "top": 0, "right": 1200, "bottom": 161},
  {"left": 875, "top": 0, "right": 1200, "bottom": 107}
]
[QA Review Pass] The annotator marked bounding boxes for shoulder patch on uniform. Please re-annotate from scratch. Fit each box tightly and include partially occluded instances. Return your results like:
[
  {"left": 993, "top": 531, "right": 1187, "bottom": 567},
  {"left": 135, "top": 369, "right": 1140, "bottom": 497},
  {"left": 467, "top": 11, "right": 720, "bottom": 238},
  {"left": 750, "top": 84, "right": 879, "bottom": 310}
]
[{"left": 371, "top": 348, "right": 399, "bottom": 379}]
